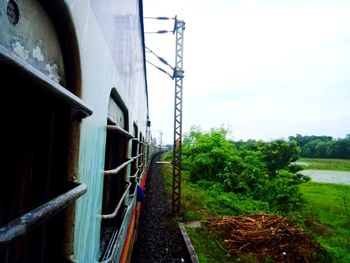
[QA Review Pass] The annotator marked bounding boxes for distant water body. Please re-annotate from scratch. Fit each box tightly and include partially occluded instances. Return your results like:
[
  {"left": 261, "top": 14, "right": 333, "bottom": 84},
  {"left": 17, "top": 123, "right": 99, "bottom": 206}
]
[{"left": 299, "top": 170, "right": 350, "bottom": 185}]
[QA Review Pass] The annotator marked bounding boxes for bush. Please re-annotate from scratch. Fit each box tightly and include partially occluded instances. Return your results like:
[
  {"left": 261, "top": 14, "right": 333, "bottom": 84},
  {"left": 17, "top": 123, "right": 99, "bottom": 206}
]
[{"left": 181, "top": 126, "right": 307, "bottom": 212}]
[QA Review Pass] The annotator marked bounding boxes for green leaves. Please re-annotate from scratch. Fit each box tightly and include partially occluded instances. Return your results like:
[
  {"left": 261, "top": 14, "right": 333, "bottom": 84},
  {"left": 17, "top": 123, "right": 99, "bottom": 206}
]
[
  {"left": 183, "top": 127, "right": 237, "bottom": 182},
  {"left": 181, "top": 126, "right": 308, "bottom": 212},
  {"left": 289, "top": 134, "right": 350, "bottom": 159}
]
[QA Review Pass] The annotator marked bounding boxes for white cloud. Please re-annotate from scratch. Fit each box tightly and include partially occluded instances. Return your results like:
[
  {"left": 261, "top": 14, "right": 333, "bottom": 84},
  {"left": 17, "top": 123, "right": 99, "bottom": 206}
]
[{"left": 144, "top": 0, "right": 350, "bottom": 143}]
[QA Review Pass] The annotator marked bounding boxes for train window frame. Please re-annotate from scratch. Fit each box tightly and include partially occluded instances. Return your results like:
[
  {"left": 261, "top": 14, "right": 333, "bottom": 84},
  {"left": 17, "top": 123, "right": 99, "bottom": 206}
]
[
  {"left": 130, "top": 123, "right": 139, "bottom": 184},
  {"left": 100, "top": 91, "right": 132, "bottom": 260},
  {"left": 0, "top": 48, "right": 90, "bottom": 263},
  {"left": 0, "top": 1, "right": 91, "bottom": 260},
  {"left": 99, "top": 91, "right": 146, "bottom": 262}
]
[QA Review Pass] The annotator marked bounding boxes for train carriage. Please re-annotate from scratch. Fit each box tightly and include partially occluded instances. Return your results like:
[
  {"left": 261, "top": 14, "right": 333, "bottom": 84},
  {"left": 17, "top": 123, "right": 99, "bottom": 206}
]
[{"left": 0, "top": 0, "right": 154, "bottom": 262}]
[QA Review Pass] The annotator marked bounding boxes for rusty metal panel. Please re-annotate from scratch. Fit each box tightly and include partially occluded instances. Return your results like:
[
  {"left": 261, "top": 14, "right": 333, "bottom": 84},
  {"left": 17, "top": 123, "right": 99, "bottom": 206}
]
[{"left": 0, "top": 0, "right": 65, "bottom": 85}]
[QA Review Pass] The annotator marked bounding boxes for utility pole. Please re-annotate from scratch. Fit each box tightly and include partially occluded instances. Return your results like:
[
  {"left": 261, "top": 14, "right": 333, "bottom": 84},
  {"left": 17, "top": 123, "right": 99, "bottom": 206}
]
[
  {"left": 172, "top": 17, "right": 185, "bottom": 216},
  {"left": 143, "top": 15, "right": 185, "bottom": 215},
  {"left": 159, "top": 130, "right": 163, "bottom": 151}
]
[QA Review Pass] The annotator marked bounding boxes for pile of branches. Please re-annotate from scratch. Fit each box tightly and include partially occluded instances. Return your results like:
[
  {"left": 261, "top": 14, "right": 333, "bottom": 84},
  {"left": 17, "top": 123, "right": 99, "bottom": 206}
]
[{"left": 207, "top": 213, "right": 326, "bottom": 263}]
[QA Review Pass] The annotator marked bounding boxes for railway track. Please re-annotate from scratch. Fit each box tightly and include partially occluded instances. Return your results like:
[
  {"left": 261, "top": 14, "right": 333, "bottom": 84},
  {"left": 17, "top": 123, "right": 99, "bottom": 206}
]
[{"left": 131, "top": 153, "right": 191, "bottom": 263}]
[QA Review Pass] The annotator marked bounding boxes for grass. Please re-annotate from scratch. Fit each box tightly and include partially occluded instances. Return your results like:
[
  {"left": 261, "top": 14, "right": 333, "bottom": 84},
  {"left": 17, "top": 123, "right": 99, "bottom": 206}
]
[
  {"left": 163, "top": 164, "right": 270, "bottom": 221},
  {"left": 185, "top": 227, "right": 231, "bottom": 263},
  {"left": 298, "top": 182, "right": 350, "bottom": 262},
  {"left": 161, "top": 155, "right": 350, "bottom": 262},
  {"left": 298, "top": 158, "right": 350, "bottom": 171},
  {"left": 160, "top": 157, "right": 268, "bottom": 262}
]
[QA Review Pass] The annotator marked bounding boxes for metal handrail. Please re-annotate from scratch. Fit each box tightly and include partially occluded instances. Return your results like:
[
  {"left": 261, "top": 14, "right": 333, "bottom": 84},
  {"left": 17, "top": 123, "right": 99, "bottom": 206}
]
[
  {"left": 0, "top": 182, "right": 87, "bottom": 243},
  {"left": 101, "top": 182, "right": 131, "bottom": 219},
  {"left": 129, "top": 169, "right": 139, "bottom": 179},
  {"left": 129, "top": 183, "right": 138, "bottom": 198},
  {"left": 0, "top": 46, "right": 92, "bottom": 118},
  {"left": 99, "top": 198, "right": 135, "bottom": 263},
  {"left": 104, "top": 152, "right": 144, "bottom": 175},
  {"left": 138, "top": 171, "right": 145, "bottom": 183},
  {"left": 131, "top": 138, "right": 145, "bottom": 145},
  {"left": 133, "top": 153, "right": 144, "bottom": 159},
  {"left": 107, "top": 125, "right": 133, "bottom": 138},
  {"left": 104, "top": 159, "right": 133, "bottom": 175}
]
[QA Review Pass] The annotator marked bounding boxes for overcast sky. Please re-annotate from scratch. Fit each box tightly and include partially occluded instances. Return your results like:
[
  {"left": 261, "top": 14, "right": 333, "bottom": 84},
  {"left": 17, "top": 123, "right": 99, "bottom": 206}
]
[{"left": 143, "top": 0, "right": 350, "bottom": 145}]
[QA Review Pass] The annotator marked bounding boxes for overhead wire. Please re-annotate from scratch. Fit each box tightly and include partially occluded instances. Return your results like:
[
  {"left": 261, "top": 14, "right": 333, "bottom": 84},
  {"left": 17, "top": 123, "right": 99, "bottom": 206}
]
[
  {"left": 145, "top": 30, "right": 172, "bottom": 34},
  {"left": 143, "top": 16, "right": 177, "bottom": 79},
  {"left": 145, "top": 46, "right": 174, "bottom": 71},
  {"left": 143, "top": 16, "right": 177, "bottom": 34},
  {"left": 143, "top": 16, "right": 175, "bottom": 20},
  {"left": 146, "top": 60, "right": 173, "bottom": 79}
]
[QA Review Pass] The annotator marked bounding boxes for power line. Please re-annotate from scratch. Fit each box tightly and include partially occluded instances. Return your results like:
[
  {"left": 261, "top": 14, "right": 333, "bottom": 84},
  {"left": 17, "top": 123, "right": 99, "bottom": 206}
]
[
  {"left": 145, "top": 30, "right": 173, "bottom": 34},
  {"left": 143, "top": 16, "right": 175, "bottom": 20},
  {"left": 146, "top": 60, "right": 173, "bottom": 79},
  {"left": 145, "top": 46, "right": 174, "bottom": 71},
  {"left": 143, "top": 15, "right": 177, "bottom": 34}
]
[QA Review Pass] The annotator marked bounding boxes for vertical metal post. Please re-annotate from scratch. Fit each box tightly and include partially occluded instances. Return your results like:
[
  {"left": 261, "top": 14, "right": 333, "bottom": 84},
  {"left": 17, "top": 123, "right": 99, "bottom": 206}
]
[
  {"left": 159, "top": 131, "right": 163, "bottom": 151},
  {"left": 172, "top": 18, "right": 185, "bottom": 216}
]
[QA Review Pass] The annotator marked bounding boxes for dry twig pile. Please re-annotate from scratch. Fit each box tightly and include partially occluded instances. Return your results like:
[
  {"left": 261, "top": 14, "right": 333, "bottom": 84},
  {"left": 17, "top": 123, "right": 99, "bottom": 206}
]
[{"left": 207, "top": 213, "right": 325, "bottom": 262}]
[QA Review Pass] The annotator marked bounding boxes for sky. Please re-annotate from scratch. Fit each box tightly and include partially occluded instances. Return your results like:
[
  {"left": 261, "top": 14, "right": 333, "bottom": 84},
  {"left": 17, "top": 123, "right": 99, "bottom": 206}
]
[{"left": 143, "top": 0, "right": 350, "bottom": 145}]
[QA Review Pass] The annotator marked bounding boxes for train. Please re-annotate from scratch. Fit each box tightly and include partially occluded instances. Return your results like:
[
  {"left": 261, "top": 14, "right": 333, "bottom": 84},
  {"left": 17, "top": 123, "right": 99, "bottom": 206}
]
[{"left": 0, "top": 0, "right": 158, "bottom": 262}]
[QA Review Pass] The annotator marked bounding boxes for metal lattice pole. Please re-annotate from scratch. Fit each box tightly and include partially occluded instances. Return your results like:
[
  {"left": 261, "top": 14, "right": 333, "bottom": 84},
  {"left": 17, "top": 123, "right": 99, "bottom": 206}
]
[{"left": 172, "top": 18, "right": 185, "bottom": 216}]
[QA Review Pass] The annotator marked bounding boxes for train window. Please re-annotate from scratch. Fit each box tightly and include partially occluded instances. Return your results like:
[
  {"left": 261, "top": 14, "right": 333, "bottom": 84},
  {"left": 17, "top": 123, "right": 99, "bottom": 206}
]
[
  {"left": 0, "top": 55, "right": 89, "bottom": 262},
  {"left": 142, "top": 136, "right": 146, "bottom": 170},
  {"left": 131, "top": 123, "right": 139, "bottom": 180},
  {"left": 100, "top": 95, "right": 131, "bottom": 260},
  {"left": 138, "top": 133, "right": 144, "bottom": 177}
]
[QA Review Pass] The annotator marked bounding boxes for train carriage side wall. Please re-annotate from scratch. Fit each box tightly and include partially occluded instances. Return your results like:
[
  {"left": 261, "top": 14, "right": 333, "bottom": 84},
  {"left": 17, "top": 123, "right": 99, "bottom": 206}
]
[
  {"left": 0, "top": 0, "right": 150, "bottom": 261},
  {"left": 66, "top": 0, "right": 149, "bottom": 262}
]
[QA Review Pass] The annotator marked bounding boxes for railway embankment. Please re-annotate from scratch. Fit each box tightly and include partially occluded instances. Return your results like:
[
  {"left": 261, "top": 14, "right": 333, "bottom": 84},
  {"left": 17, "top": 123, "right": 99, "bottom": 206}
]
[{"left": 131, "top": 153, "right": 192, "bottom": 263}]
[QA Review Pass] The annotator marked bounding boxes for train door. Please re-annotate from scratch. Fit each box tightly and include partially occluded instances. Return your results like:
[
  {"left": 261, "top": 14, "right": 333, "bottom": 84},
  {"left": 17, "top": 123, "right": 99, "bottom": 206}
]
[{"left": 0, "top": 1, "right": 90, "bottom": 262}]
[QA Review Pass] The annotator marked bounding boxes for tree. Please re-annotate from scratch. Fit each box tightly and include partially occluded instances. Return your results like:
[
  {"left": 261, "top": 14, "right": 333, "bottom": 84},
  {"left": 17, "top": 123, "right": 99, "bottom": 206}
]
[
  {"left": 182, "top": 127, "right": 238, "bottom": 182},
  {"left": 289, "top": 134, "right": 350, "bottom": 159},
  {"left": 181, "top": 127, "right": 307, "bottom": 212}
]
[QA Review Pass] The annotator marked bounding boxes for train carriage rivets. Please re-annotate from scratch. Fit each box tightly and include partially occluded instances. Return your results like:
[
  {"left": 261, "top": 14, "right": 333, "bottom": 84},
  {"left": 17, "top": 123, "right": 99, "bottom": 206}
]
[{"left": 7, "top": 0, "right": 20, "bottom": 25}]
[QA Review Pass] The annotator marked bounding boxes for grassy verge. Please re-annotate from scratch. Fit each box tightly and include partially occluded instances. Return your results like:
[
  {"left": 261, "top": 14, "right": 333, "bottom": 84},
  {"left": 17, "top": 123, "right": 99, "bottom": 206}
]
[
  {"left": 298, "top": 158, "right": 350, "bottom": 171},
  {"left": 298, "top": 182, "right": 350, "bottom": 262},
  {"left": 161, "top": 155, "right": 350, "bottom": 262},
  {"left": 161, "top": 158, "right": 269, "bottom": 262},
  {"left": 185, "top": 227, "right": 231, "bottom": 263},
  {"left": 162, "top": 161, "right": 269, "bottom": 221}
]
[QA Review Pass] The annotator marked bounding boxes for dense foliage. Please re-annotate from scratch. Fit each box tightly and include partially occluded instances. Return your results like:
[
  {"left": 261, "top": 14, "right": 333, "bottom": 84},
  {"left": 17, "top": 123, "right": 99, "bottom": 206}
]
[
  {"left": 289, "top": 134, "right": 350, "bottom": 159},
  {"left": 180, "top": 127, "right": 309, "bottom": 212}
]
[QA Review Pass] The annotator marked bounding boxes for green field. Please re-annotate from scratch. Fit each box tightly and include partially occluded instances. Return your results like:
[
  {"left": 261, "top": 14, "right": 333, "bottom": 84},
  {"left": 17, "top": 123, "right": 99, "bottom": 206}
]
[
  {"left": 161, "top": 156, "right": 350, "bottom": 262},
  {"left": 298, "top": 158, "right": 350, "bottom": 171},
  {"left": 299, "top": 182, "right": 350, "bottom": 262}
]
